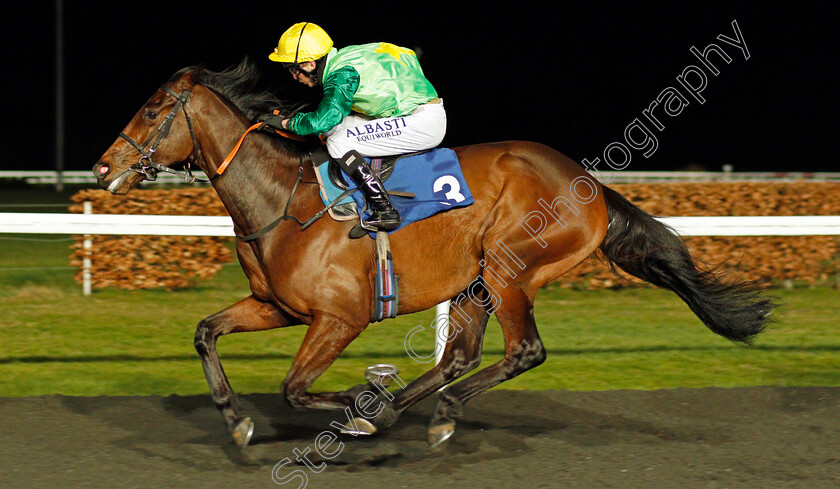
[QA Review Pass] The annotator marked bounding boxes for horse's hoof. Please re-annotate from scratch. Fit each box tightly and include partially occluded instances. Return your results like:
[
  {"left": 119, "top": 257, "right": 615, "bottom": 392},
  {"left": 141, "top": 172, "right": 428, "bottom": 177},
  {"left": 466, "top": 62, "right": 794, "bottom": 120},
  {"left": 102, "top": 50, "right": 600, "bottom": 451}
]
[
  {"left": 342, "top": 417, "right": 377, "bottom": 436},
  {"left": 427, "top": 421, "right": 455, "bottom": 447},
  {"left": 231, "top": 417, "right": 254, "bottom": 447}
]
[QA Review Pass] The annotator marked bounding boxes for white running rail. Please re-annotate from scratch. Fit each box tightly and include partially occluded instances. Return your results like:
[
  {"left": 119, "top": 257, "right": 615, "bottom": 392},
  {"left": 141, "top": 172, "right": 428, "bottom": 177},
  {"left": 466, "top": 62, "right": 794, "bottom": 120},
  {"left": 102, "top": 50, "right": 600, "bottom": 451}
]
[
  {"left": 2, "top": 214, "right": 840, "bottom": 237},
  {"left": 3, "top": 212, "right": 839, "bottom": 359}
]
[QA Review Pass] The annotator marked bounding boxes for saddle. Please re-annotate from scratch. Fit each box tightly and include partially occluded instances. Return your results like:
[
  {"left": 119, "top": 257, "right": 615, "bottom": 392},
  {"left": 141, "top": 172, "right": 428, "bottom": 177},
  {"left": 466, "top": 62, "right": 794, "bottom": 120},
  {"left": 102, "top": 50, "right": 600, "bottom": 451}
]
[
  {"left": 308, "top": 146, "right": 474, "bottom": 323},
  {"left": 311, "top": 147, "right": 425, "bottom": 221}
]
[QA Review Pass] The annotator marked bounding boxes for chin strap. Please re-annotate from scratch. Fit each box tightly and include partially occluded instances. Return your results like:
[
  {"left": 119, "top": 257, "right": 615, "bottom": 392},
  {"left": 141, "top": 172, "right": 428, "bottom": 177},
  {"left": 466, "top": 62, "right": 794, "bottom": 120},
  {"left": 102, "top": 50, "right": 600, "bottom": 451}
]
[{"left": 299, "top": 57, "right": 326, "bottom": 86}]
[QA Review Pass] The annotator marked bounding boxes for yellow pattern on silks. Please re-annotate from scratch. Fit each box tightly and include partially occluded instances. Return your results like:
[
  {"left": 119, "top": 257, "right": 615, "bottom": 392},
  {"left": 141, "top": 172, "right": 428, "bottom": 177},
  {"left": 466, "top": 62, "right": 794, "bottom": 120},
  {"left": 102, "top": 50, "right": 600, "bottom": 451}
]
[{"left": 373, "top": 43, "right": 416, "bottom": 66}]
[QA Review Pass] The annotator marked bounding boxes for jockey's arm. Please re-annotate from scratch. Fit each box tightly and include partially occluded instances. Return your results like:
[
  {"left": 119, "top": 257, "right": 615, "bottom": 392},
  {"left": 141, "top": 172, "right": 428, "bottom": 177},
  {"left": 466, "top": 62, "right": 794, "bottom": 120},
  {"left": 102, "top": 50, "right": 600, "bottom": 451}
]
[{"left": 285, "top": 66, "right": 360, "bottom": 135}]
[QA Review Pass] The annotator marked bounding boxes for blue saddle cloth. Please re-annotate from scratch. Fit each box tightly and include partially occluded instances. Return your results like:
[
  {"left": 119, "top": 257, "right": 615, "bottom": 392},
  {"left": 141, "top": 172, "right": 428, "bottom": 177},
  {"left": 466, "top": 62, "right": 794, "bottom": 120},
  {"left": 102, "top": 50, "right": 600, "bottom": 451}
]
[{"left": 316, "top": 148, "right": 474, "bottom": 235}]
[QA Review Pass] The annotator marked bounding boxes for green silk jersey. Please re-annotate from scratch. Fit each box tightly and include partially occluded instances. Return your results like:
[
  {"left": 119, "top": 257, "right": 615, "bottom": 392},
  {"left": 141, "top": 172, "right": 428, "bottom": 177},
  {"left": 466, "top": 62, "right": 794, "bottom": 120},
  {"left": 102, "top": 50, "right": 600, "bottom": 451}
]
[{"left": 287, "top": 42, "right": 438, "bottom": 135}]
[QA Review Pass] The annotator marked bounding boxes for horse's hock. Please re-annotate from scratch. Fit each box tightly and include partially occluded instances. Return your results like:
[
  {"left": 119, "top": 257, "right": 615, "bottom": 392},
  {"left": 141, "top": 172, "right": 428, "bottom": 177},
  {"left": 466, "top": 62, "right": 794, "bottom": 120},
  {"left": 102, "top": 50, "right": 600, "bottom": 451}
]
[{"left": 69, "top": 182, "right": 840, "bottom": 291}]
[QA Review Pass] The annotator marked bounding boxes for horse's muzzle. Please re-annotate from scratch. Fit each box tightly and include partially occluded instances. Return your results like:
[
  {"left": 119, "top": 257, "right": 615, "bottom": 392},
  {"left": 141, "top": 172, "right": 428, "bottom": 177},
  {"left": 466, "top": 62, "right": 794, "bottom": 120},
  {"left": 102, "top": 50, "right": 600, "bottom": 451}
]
[{"left": 93, "top": 161, "right": 111, "bottom": 189}]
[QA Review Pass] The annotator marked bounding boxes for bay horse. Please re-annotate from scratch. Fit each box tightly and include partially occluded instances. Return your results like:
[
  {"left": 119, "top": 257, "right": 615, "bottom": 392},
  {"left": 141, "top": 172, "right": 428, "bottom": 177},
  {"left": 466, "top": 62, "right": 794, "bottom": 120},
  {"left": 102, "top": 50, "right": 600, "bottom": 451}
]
[{"left": 93, "top": 60, "right": 772, "bottom": 447}]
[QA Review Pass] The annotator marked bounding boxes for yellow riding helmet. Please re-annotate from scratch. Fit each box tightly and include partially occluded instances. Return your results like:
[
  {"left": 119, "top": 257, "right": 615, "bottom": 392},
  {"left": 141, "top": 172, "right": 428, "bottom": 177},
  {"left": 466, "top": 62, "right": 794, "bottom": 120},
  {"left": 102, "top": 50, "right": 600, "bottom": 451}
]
[{"left": 269, "top": 22, "right": 333, "bottom": 64}]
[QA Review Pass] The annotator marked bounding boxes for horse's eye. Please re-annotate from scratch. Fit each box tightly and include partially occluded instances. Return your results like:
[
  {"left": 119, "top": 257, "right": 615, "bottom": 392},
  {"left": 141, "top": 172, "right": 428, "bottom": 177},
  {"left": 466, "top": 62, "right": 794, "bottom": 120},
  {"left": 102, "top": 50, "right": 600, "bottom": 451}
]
[{"left": 146, "top": 111, "right": 158, "bottom": 120}]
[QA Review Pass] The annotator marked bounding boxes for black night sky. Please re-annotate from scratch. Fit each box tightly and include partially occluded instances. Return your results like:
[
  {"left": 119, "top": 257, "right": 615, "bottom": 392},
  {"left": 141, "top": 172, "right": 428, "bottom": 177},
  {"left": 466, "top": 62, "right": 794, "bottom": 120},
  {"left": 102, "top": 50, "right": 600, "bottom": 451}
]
[{"left": 5, "top": 1, "right": 838, "bottom": 173}]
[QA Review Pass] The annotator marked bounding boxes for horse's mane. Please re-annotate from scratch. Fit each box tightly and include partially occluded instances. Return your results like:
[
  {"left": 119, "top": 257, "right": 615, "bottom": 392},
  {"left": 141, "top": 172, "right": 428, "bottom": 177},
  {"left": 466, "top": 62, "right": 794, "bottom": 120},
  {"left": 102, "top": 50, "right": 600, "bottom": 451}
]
[{"left": 171, "top": 58, "right": 295, "bottom": 120}]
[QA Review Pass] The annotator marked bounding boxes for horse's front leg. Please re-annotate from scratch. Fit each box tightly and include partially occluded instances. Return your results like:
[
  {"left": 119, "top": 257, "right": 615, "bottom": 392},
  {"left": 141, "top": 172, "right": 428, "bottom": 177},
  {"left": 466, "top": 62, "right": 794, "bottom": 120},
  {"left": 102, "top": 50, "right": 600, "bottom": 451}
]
[
  {"left": 194, "top": 294, "right": 299, "bottom": 446},
  {"left": 281, "top": 313, "right": 366, "bottom": 411}
]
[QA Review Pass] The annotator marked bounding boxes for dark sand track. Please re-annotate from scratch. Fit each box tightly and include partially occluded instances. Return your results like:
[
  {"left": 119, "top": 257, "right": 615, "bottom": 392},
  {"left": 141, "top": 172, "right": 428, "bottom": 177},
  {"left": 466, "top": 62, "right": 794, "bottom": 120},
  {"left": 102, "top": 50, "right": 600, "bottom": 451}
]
[{"left": 1, "top": 387, "right": 838, "bottom": 489}]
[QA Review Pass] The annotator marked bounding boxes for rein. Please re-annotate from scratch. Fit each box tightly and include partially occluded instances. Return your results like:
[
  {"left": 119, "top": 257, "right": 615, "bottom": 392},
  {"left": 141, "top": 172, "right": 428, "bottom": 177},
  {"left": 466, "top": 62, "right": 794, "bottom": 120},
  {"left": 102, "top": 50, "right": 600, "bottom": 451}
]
[
  {"left": 119, "top": 85, "right": 207, "bottom": 184},
  {"left": 121, "top": 87, "right": 338, "bottom": 242},
  {"left": 213, "top": 113, "right": 347, "bottom": 242}
]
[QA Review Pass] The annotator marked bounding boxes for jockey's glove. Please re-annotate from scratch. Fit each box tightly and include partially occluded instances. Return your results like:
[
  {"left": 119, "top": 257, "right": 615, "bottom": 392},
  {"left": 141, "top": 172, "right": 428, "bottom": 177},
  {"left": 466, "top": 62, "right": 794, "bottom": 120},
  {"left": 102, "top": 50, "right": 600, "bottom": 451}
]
[{"left": 256, "top": 113, "right": 287, "bottom": 130}]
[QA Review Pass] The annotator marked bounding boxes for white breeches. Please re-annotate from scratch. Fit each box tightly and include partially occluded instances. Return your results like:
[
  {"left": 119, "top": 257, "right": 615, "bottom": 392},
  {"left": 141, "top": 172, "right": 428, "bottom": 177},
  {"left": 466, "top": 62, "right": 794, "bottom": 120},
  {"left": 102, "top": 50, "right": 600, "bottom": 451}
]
[{"left": 324, "top": 100, "right": 447, "bottom": 158}]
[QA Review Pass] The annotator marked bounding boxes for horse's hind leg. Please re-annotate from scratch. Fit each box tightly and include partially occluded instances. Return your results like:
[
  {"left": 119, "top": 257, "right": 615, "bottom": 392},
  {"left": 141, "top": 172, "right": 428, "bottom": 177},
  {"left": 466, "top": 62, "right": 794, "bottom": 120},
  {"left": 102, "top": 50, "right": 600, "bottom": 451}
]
[
  {"left": 194, "top": 294, "right": 298, "bottom": 446},
  {"left": 428, "top": 284, "right": 546, "bottom": 446},
  {"left": 365, "top": 289, "right": 491, "bottom": 432}
]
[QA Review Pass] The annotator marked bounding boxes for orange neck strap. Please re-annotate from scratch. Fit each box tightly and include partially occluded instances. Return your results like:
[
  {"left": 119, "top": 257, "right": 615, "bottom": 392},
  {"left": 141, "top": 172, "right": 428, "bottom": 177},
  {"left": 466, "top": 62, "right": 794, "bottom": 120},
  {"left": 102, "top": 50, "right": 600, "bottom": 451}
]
[{"left": 216, "top": 123, "right": 308, "bottom": 176}]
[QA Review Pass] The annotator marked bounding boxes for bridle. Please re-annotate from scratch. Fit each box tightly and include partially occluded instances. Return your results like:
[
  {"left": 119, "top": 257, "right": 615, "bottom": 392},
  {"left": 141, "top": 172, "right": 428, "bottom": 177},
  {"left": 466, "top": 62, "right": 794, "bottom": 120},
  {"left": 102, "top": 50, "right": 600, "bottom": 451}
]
[
  {"left": 119, "top": 85, "right": 207, "bottom": 183},
  {"left": 115, "top": 81, "right": 338, "bottom": 241}
]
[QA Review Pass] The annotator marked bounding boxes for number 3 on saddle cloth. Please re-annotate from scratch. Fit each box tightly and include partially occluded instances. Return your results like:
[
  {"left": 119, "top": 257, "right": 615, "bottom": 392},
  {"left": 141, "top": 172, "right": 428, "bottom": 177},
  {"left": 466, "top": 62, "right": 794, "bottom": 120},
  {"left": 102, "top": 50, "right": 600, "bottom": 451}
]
[
  {"left": 312, "top": 147, "right": 475, "bottom": 322},
  {"left": 313, "top": 148, "right": 475, "bottom": 233}
]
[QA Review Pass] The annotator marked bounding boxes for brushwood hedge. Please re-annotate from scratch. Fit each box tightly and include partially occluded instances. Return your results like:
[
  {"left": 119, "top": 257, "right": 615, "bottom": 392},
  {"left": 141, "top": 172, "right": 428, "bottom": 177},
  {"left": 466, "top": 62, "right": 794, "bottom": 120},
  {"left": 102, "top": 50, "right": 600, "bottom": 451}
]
[{"left": 70, "top": 182, "right": 840, "bottom": 290}]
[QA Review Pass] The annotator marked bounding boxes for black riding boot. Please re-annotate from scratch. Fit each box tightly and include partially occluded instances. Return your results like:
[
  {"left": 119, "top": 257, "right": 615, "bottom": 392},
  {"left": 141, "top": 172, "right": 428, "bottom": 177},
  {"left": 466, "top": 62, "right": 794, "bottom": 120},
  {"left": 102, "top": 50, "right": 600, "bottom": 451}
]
[{"left": 337, "top": 150, "right": 401, "bottom": 231}]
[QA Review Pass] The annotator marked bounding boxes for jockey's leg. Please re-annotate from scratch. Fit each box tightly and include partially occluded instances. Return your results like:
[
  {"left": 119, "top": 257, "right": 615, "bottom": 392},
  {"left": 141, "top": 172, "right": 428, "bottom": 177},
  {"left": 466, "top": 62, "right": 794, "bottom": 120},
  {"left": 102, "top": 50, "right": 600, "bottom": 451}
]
[
  {"left": 323, "top": 102, "right": 446, "bottom": 233},
  {"left": 336, "top": 149, "right": 401, "bottom": 231}
]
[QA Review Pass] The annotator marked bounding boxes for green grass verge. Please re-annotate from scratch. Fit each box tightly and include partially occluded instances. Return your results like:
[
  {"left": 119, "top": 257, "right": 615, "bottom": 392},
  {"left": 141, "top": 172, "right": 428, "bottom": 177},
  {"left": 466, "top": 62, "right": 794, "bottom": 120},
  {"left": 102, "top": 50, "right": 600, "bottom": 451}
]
[{"left": 1, "top": 232, "right": 838, "bottom": 397}]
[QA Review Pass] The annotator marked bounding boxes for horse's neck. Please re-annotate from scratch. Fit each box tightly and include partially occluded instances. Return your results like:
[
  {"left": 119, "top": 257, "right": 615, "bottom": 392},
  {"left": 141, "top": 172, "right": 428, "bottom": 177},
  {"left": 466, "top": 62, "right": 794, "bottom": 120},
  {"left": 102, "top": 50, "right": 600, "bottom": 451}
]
[
  {"left": 192, "top": 87, "right": 306, "bottom": 235},
  {"left": 214, "top": 148, "right": 302, "bottom": 237}
]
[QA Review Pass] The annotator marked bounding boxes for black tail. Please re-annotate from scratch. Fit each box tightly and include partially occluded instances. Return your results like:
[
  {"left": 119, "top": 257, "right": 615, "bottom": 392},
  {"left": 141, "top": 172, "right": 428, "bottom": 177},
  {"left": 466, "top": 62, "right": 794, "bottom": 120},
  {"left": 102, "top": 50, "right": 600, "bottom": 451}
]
[{"left": 599, "top": 186, "right": 773, "bottom": 344}]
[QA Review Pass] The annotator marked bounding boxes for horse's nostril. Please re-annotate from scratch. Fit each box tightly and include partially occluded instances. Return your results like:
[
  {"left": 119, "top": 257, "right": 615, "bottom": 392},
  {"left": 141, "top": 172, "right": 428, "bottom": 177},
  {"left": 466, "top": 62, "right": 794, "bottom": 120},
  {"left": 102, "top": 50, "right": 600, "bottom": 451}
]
[{"left": 96, "top": 163, "right": 111, "bottom": 176}]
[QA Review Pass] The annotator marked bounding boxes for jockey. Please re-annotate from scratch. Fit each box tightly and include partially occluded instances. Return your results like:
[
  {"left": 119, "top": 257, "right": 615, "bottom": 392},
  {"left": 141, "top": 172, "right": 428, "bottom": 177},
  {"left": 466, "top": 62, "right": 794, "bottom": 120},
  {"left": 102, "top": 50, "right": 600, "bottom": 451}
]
[{"left": 261, "top": 22, "right": 446, "bottom": 231}]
